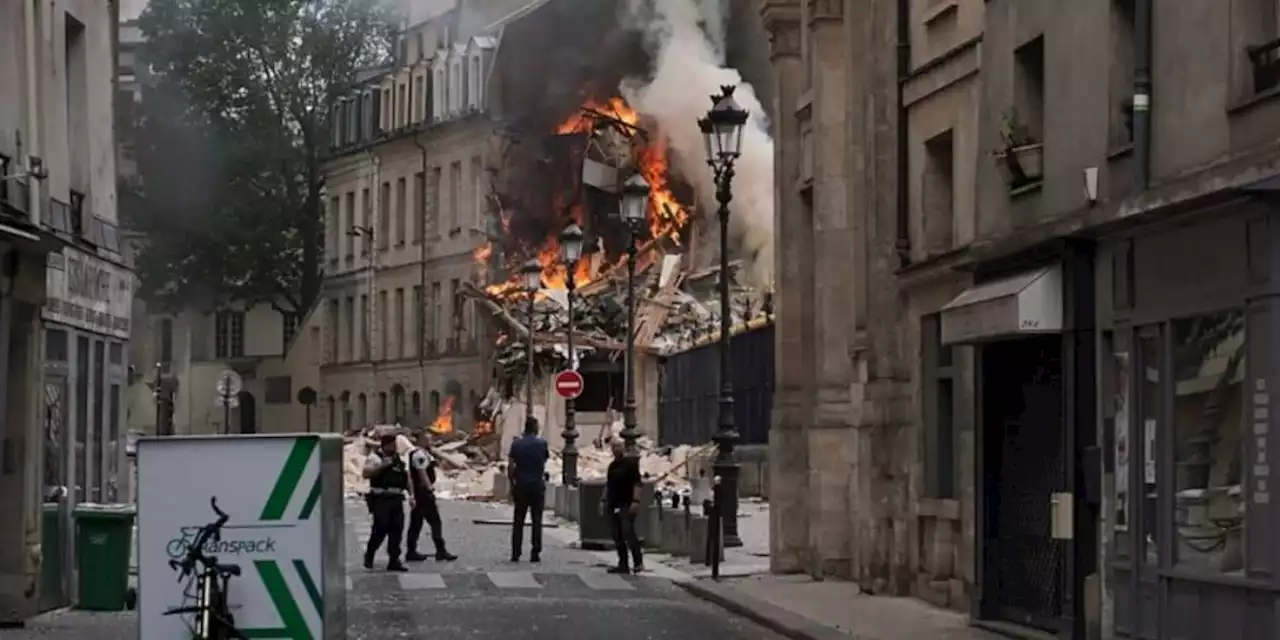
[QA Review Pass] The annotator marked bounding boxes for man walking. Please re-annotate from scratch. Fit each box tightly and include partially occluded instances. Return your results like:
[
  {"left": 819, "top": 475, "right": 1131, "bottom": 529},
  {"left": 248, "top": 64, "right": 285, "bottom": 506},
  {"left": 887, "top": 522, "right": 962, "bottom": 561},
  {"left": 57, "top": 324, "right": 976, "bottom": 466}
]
[
  {"left": 507, "top": 418, "right": 549, "bottom": 563},
  {"left": 601, "top": 437, "right": 644, "bottom": 574},
  {"left": 406, "top": 431, "right": 457, "bottom": 562},
  {"left": 362, "top": 434, "right": 409, "bottom": 572}
]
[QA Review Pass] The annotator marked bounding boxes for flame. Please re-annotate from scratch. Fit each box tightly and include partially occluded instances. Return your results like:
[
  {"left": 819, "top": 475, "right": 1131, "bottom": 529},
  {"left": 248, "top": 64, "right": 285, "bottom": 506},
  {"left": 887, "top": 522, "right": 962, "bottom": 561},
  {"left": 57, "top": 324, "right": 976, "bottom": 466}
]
[
  {"left": 474, "top": 420, "right": 494, "bottom": 435},
  {"left": 474, "top": 96, "right": 690, "bottom": 298},
  {"left": 428, "top": 396, "right": 455, "bottom": 434}
]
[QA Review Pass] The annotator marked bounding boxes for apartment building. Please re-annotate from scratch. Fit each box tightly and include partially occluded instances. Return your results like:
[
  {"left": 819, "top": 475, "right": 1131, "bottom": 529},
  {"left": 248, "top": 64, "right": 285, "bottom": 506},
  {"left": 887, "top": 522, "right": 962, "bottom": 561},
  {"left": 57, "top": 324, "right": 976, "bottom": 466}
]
[
  {"left": 0, "top": 0, "right": 132, "bottom": 622},
  {"left": 321, "top": 2, "right": 526, "bottom": 433},
  {"left": 765, "top": 0, "right": 1280, "bottom": 638}
]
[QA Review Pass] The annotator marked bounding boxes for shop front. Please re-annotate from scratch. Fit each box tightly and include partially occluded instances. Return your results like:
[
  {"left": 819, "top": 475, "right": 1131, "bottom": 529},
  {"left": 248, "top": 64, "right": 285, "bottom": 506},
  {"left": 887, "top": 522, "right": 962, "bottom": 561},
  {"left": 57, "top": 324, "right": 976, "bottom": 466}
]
[
  {"left": 939, "top": 242, "right": 1100, "bottom": 639},
  {"left": 39, "top": 246, "right": 131, "bottom": 610},
  {"left": 1101, "top": 203, "right": 1280, "bottom": 640}
]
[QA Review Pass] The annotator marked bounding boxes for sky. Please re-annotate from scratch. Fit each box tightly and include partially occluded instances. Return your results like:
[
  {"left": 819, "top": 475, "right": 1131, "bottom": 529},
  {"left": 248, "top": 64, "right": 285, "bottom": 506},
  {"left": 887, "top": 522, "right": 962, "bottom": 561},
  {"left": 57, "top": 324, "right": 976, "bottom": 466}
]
[{"left": 121, "top": 0, "right": 147, "bottom": 20}]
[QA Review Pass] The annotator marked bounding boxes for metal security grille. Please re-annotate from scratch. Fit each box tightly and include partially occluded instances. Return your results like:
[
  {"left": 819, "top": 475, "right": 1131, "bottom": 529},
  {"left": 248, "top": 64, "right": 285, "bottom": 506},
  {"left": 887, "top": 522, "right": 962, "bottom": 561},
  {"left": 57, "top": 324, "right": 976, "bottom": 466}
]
[
  {"left": 986, "top": 339, "right": 1065, "bottom": 630},
  {"left": 657, "top": 325, "right": 774, "bottom": 447}
]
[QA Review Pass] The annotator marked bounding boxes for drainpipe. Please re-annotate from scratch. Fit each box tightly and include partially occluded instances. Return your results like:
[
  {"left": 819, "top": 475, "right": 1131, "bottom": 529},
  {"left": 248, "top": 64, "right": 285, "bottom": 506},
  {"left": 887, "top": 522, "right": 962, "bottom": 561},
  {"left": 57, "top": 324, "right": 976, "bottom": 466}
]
[
  {"left": 1133, "top": 0, "right": 1152, "bottom": 190},
  {"left": 894, "top": 0, "right": 912, "bottom": 267},
  {"left": 413, "top": 133, "right": 428, "bottom": 426}
]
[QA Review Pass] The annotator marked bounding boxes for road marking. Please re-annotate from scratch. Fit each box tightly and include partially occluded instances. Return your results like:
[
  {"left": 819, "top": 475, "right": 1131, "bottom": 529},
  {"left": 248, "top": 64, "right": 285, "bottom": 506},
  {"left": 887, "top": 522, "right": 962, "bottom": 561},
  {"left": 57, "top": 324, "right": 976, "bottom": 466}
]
[
  {"left": 578, "top": 571, "right": 635, "bottom": 591},
  {"left": 487, "top": 571, "right": 543, "bottom": 588},
  {"left": 398, "top": 573, "right": 447, "bottom": 590}
]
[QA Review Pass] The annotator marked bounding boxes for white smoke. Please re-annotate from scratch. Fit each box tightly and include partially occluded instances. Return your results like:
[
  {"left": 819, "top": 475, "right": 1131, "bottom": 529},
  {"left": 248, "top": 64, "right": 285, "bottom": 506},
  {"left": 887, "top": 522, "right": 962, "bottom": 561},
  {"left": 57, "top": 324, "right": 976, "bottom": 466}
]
[{"left": 619, "top": 0, "right": 775, "bottom": 286}]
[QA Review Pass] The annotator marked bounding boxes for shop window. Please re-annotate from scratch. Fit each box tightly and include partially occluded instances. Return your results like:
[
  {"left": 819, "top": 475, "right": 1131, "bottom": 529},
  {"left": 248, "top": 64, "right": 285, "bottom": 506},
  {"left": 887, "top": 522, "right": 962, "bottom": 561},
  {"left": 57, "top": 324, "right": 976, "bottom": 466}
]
[
  {"left": 92, "top": 340, "right": 105, "bottom": 502},
  {"left": 1106, "top": 331, "right": 1133, "bottom": 560},
  {"left": 75, "top": 336, "right": 89, "bottom": 503},
  {"left": 1138, "top": 328, "right": 1160, "bottom": 566},
  {"left": 215, "top": 311, "right": 245, "bottom": 359},
  {"left": 1171, "top": 309, "right": 1246, "bottom": 574},
  {"left": 46, "top": 329, "right": 68, "bottom": 362},
  {"left": 921, "top": 314, "right": 957, "bottom": 499},
  {"left": 107, "top": 383, "right": 119, "bottom": 500}
]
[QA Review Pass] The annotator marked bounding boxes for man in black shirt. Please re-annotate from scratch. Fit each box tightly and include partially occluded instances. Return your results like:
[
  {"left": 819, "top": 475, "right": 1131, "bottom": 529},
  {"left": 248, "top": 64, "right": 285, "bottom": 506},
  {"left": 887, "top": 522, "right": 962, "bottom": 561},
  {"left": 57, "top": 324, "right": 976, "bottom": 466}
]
[{"left": 601, "top": 438, "right": 644, "bottom": 574}]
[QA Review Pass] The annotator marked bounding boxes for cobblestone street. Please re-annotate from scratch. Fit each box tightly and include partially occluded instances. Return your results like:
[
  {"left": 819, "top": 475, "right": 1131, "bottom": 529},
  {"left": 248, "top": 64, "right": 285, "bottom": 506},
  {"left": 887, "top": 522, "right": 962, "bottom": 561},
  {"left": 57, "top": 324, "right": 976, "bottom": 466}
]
[{"left": 8, "top": 497, "right": 786, "bottom": 639}]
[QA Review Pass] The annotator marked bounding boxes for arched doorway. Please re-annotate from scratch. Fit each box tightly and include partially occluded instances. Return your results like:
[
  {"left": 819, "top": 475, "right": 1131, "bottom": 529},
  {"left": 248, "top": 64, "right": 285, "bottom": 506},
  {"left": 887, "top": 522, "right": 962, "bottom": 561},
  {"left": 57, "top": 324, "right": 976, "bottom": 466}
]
[
  {"left": 377, "top": 391, "right": 387, "bottom": 423},
  {"left": 238, "top": 391, "right": 257, "bottom": 434},
  {"left": 411, "top": 391, "right": 422, "bottom": 422},
  {"left": 391, "top": 384, "right": 405, "bottom": 423}
]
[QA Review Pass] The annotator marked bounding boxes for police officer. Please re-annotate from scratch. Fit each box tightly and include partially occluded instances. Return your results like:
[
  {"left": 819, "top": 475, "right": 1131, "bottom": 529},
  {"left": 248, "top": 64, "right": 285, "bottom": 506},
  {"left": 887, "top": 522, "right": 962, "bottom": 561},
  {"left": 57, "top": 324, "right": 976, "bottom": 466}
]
[
  {"left": 362, "top": 434, "right": 409, "bottom": 572},
  {"left": 406, "top": 432, "right": 457, "bottom": 562}
]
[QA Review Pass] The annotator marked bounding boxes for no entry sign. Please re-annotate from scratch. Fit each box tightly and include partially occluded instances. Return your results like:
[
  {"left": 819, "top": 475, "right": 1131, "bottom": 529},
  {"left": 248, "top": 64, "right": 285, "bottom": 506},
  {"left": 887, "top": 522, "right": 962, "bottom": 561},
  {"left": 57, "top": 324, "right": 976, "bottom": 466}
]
[{"left": 554, "top": 370, "right": 584, "bottom": 400}]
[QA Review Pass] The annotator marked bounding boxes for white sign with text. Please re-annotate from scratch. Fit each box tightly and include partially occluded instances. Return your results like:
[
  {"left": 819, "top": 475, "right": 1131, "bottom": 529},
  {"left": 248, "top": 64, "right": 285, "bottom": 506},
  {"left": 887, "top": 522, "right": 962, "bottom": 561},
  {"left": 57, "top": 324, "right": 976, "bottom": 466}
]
[{"left": 43, "top": 248, "right": 132, "bottom": 339}]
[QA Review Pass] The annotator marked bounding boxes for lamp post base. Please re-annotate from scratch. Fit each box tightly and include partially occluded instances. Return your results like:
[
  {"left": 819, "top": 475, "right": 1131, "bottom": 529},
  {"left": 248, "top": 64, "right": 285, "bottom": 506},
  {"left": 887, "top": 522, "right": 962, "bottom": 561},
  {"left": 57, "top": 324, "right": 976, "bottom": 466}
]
[{"left": 712, "top": 459, "right": 743, "bottom": 548}]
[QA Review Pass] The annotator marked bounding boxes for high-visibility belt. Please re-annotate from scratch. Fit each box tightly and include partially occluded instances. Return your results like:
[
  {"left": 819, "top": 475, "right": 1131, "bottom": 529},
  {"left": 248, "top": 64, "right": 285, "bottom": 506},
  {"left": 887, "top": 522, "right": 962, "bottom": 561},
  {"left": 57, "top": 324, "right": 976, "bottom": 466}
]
[{"left": 368, "top": 487, "right": 406, "bottom": 496}]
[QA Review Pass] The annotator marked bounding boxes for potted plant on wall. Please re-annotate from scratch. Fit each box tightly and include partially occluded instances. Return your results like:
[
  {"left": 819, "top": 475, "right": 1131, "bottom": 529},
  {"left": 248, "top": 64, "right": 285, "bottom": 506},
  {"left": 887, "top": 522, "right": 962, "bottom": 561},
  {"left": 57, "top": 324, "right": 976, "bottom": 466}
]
[{"left": 993, "top": 108, "right": 1043, "bottom": 188}]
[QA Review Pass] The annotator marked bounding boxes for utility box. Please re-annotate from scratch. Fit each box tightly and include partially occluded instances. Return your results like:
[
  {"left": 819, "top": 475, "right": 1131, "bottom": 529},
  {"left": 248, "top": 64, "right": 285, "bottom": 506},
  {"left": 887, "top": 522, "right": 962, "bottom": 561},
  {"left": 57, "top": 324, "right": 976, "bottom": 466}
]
[
  {"left": 136, "top": 434, "right": 346, "bottom": 640},
  {"left": 577, "top": 479, "right": 655, "bottom": 550}
]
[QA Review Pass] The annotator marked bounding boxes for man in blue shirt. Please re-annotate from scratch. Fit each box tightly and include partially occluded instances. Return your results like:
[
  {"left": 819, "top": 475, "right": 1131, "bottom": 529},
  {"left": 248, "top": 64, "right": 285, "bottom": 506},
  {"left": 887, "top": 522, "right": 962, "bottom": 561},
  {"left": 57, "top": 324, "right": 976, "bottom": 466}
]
[{"left": 507, "top": 418, "right": 549, "bottom": 563}]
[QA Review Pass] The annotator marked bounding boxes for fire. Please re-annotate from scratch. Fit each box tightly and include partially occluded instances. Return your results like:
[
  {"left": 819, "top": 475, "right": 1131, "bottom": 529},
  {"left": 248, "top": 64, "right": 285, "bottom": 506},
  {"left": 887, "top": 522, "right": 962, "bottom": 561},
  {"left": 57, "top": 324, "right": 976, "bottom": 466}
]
[
  {"left": 475, "top": 95, "right": 691, "bottom": 297},
  {"left": 428, "top": 396, "right": 455, "bottom": 434},
  {"left": 474, "top": 420, "right": 494, "bottom": 435}
]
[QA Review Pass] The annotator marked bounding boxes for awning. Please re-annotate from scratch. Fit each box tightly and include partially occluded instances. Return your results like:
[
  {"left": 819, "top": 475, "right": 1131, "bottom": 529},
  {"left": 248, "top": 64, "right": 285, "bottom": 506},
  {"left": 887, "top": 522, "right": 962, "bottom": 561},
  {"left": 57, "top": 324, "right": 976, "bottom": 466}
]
[{"left": 940, "top": 265, "right": 1063, "bottom": 345}]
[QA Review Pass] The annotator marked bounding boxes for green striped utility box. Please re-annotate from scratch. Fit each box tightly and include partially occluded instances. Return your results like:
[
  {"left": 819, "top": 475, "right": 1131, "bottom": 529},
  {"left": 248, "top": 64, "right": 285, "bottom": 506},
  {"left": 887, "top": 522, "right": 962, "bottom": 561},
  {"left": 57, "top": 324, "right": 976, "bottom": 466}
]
[{"left": 135, "top": 434, "right": 346, "bottom": 640}]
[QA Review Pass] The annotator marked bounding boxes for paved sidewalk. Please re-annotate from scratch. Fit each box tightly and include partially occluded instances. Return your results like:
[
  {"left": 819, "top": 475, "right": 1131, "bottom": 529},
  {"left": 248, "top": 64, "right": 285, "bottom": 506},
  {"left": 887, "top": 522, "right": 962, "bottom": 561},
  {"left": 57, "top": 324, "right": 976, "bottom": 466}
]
[{"left": 676, "top": 574, "right": 1003, "bottom": 640}]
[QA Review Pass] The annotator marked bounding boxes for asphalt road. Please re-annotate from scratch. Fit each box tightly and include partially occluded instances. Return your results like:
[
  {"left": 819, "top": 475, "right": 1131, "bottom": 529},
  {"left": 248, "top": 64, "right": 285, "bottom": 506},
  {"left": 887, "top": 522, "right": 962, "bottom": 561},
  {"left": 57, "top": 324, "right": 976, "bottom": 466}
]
[{"left": 10, "top": 497, "right": 785, "bottom": 640}]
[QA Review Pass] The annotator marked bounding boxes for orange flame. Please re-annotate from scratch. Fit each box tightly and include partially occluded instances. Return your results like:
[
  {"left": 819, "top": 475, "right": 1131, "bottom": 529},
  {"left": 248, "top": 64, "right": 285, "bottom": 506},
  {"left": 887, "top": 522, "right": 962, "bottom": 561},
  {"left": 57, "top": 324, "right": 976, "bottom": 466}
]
[
  {"left": 428, "top": 396, "right": 455, "bottom": 434},
  {"left": 474, "top": 96, "right": 690, "bottom": 298},
  {"left": 474, "top": 420, "right": 494, "bottom": 435}
]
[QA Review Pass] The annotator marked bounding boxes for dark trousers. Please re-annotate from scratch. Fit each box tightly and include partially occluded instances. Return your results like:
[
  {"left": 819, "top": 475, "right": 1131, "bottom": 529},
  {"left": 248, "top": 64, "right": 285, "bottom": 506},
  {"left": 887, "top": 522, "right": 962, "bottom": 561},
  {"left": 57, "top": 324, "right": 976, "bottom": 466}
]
[
  {"left": 609, "top": 507, "right": 643, "bottom": 569},
  {"left": 407, "top": 491, "right": 447, "bottom": 555},
  {"left": 511, "top": 486, "right": 545, "bottom": 557},
  {"left": 364, "top": 495, "right": 404, "bottom": 564}
]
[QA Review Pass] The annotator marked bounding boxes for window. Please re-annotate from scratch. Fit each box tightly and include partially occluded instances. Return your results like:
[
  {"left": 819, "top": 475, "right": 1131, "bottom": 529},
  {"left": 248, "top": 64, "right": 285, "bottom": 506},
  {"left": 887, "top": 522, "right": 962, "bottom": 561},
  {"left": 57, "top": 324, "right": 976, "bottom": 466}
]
[
  {"left": 332, "top": 101, "right": 345, "bottom": 147},
  {"left": 328, "top": 196, "right": 341, "bottom": 263},
  {"left": 69, "top": 190, "right": 85, "bottom": 237},
  {"left": 413, "top": 285, "right": 424, "bottom": 356},
  {"left": 46, "top": 329, "right": 69, "bottom": 362},
  {"left": 433, "top": 67, "right": 446, "bottom": 119},
  {"left": 416, "top": 75, "right": 426, "bottom": 121},
  {"left": 283, "top": 312, "right": 299, "bottom": 350},
  {"left": 107, "top": 383, "right": 119, "bottom": 498},
  {"left": 921, "top": 314, "right": 956, "bottom": 499},
  {"left": 358, "top": 393, "right": 368, "bottom": 428},
  {"left": 1242, "top": 0, "right": 1280, "bottom": 94},
  {"left": 379, "top": 181, "right": 391, "bottom": 249},
  {"left": 92, "top": 340, "right": 104, "bottom": 502},
  {"left": 156, "top": 317, "right": 173, "bottom": 364},
  {"left": 379, "top": 391, "right": 388, "bottom": 423},
  {"left": 1138, "top": 328, "right": 1160, "bottom": 566},
  {"left": 449, "top": 161, "right": 462, "bottom": 233},
  {"left": 378, "top": 290, "right": 389, "bottom": 359},
  {"left": 65, "top": 15, "right": 88, "bottom": 196},
  {"left": 1013, "top": 36, "right": 1046, "bottom": 143},
  {"left": 922, "top": 130, "right": 955, "bottom": 256},
  {"left": 450, "top": 59, "right": 463, "bottom": 113},
  {"left": 469, "top": 55, "right": 482, "bottom": 109},
  {"left": 1110, "top": 0, "right": 1136, "bottom": 147},
  {"left": 344, "top": 192, "right": 356, "bottom": 259},
  {"left": 345, "top": 296, "right": 355, "bottom": 362},
  {"left": 395, "top": 288, "right": 406, "bottom": 358},
  {"left": 396, "top": 177, "right": 407, "bottom": 246},
  {"left": 450, "top": 279, "right": 462, "bottom": 347},
  {"left": 365, "top": 91, "right": 376, "bottom": 137},
  {"left": 397, "top": 83, "right": 407, "bottom": 127},
  {"left": 471, "top": 156, "right": 483, "bottom": 228},
  {"left": 382, "top": 87, "right": 391, "bottom": 130},
  {"left": 75, "top": 336, "right": 88, "bottom": 503},
  {"left": 412, "top": 391, "right": 422, "bottom": 419},
  {"left": 214, "top": 311, "right": 245, "bottom": 359},
  {"left": 328, "top": 298, "right": 340, "bottom": 362},
  {"left": 430, "top": 168, "right": 442, "bottom": 236},
  {"left": 360, "top": 188, "right": 371, "bottom": 254},
  {"left": 1107, "top": 332, "right": 1133, "bottom": 556},
  {"left": 430, "top": 282, "right": 441, "bottom": 352},
  {"left": 578, "top": 368, "right": 624, "bottom": 412},
  {"left": 265, "top": 376, "right": 292, "bottom": 404},
  {"left": 1171, "top": 310, "right": 1246, "bottom": 574},
  {"left": 360, "top": 294, "right": 369, "bottom": 359},
  {"left": 413, "top": 172, "right": 425, "bottom": 242}
]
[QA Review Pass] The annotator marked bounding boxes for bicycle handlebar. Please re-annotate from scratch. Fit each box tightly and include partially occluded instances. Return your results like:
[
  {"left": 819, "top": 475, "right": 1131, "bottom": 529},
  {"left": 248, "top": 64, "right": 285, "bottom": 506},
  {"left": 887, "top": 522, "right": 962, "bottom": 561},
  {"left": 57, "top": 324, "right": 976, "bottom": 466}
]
[{"left": 174, "top": 497, "right": 230, "bottom": 582}]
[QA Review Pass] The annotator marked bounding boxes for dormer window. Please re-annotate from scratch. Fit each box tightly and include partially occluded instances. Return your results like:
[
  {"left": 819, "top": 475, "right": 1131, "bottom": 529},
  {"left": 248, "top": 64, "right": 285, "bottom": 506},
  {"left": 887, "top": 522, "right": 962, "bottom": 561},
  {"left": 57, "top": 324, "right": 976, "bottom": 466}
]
[
  {"left": 449, "top": 57, "right": 463, "bottom": 114},
  {"left": 432, "top": 51, "right": 448, "bottom": 121},
  {"left": 468, "top": 55, "right": 481, "bottom": 110}
]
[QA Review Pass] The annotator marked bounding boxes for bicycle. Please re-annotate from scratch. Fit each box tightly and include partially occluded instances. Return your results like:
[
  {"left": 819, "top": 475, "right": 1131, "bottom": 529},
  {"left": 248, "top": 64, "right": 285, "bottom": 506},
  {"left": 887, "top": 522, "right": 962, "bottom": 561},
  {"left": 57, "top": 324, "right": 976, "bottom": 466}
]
[{"left": 162, "top": 497, "right": 247, "bottom": 639}]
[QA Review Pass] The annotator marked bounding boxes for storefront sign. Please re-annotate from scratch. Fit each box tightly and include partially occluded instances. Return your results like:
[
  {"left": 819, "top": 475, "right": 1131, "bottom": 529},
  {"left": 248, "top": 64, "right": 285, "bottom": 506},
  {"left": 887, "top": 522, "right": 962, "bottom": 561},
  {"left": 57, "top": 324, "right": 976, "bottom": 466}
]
[{"left": 43, "top": 248, "right": 132, "bottom": 339}]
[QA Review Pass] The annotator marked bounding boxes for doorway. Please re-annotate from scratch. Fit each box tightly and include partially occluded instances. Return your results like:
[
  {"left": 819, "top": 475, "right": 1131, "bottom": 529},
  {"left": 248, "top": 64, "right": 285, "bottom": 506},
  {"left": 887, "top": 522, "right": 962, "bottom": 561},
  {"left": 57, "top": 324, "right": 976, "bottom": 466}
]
[
  {"left": 981, "top": 335, "right": 1066, "bottom": 631},
  {"left": 238, "top": 391, "right": 257, "bottom": 434}
]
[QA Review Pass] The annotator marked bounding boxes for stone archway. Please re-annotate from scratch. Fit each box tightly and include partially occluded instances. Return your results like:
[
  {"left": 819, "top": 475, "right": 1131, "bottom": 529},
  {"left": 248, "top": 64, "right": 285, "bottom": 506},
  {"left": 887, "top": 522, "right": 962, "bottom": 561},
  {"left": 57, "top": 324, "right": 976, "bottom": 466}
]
[{"left": 237, "top": 391, "right": 257, "bottom": 434}]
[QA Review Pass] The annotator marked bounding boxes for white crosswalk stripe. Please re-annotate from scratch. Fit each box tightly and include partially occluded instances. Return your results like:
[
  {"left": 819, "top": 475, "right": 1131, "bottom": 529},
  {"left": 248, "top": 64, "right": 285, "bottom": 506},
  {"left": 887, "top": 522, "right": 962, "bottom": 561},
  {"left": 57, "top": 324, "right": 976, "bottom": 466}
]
[
  {"left": 576, "top": 570, "right": 635, "bottom": 591},
  {"left": 486, "top": 571, "right": 543, "bottom": 589},
  {"left": 355, "top": 571, "right": 641, "bottom": 592},
  {"left": 398, "top": 573, "right": 447, "bottom": 590}
]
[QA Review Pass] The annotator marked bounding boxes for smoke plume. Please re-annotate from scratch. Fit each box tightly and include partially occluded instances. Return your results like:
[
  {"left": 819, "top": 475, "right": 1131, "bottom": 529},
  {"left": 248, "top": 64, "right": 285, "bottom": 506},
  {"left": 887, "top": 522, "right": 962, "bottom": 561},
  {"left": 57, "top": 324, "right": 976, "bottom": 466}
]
[{"left": 619, "top": 0, "right": 775, "bottom": 286}]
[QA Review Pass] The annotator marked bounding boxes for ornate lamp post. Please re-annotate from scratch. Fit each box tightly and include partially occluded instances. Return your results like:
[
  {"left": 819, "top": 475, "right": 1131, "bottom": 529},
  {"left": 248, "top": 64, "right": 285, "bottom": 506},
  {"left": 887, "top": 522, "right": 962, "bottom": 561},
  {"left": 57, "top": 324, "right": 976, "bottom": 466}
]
[
  {"left": 698, "top": 85, "right": 749, "bottom": 548},
  {"left": 619, "top": 174, "right": 650, "bottom": 457},
  {"left": 558, "top": 223, "right": 584, "bottom": 484},
  {"left": 520, "top": 258, "right": 543, "bottom": 434}
]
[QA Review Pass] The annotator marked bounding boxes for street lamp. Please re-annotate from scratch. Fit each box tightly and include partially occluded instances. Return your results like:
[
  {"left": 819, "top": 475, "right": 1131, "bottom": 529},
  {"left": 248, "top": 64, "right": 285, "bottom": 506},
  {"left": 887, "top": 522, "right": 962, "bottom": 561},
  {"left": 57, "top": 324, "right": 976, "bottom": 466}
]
[
  {"left": 619, "top": 173, "right": 649, "bottom": 458},
  {"left": 520, "top": 258, "right": 543, "bottom": 435},
  {"left": 558, "top": 223, "right": 585, "bottom": 484},
  {"left": 698, "top": 84, "right": 749, "bottom": 548}
]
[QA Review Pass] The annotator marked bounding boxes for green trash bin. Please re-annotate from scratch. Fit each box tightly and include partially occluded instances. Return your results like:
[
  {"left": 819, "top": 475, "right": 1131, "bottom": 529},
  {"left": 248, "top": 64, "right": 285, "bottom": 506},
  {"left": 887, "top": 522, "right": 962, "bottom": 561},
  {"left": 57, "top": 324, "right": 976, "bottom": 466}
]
[{"left": 73, "top": 504, "right": 136, "bottom": 611}]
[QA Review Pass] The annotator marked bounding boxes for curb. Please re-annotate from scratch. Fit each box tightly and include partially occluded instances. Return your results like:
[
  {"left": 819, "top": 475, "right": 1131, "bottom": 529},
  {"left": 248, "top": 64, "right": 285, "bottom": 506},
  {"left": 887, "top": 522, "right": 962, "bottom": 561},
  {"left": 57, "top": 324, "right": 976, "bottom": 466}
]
[{"left": 675, "top": 579, "right": 858, "bottom": 640}]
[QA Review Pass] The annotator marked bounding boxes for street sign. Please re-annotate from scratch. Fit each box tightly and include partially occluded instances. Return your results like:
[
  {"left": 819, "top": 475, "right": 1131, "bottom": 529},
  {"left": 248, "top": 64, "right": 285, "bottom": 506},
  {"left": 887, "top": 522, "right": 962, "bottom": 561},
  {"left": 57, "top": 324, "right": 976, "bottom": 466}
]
[
  {"left": 215, "top": 370, "right": 242, "bottom": 398},
  {"left": 554, "top": 370, "right": 584, "bottom": 400}
]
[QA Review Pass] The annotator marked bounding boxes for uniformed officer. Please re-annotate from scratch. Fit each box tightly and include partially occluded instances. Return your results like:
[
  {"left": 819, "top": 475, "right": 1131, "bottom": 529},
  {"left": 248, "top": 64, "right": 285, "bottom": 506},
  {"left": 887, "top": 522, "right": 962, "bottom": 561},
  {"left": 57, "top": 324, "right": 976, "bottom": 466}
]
[
  {"left": 362, "top": 434, "right": 409, "bottom": 572},
  {"left": 406, "top": 432, "right": 458, "bottom": 562}
]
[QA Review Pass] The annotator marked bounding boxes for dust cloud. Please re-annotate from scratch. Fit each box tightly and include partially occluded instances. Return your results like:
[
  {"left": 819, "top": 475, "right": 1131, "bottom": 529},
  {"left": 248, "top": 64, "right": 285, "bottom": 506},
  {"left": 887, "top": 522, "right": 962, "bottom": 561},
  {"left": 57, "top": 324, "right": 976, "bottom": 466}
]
[{"left": 618, "top": 0, "right": 775, "bottom": 287}]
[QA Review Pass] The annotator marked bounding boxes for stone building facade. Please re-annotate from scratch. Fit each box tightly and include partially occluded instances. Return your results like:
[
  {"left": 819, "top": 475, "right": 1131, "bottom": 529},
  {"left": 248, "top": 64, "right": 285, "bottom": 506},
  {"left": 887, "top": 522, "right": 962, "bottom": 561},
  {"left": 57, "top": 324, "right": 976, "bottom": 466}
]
[{"left": 764, "top": 0, "right": 1280, "bottom": 638}]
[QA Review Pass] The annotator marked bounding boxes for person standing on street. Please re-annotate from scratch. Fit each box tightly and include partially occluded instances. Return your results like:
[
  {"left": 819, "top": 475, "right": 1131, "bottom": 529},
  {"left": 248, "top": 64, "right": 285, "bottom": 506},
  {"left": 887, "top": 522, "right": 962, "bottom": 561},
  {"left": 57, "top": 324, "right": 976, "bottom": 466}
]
[
  {"left": 601, "top": 437, "right": 644, "bottom": 574},
  {"left": 507, "top": 418, "right": 549, "bottom": 563},
  {"left": 406, "top": 432, "right": 457, "bottom": 562},
  {"left": 362, "top": 434, "right": 409, "bottom": 572}
]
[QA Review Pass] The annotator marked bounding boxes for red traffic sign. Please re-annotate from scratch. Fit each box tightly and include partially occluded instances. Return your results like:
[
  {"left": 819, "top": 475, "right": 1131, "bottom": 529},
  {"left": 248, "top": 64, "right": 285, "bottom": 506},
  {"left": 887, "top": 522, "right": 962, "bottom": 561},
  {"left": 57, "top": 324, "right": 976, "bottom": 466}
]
[{"left": 554, "top": 370, "right": 584, "bottom": 399}]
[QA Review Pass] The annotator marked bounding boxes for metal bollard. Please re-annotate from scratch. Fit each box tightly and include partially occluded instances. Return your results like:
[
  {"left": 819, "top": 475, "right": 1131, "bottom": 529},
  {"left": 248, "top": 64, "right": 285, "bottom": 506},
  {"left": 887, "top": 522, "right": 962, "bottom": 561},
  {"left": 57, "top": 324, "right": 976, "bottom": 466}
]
[{"left": 710, "top": 475, "right": 723, "bottom": 580}]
